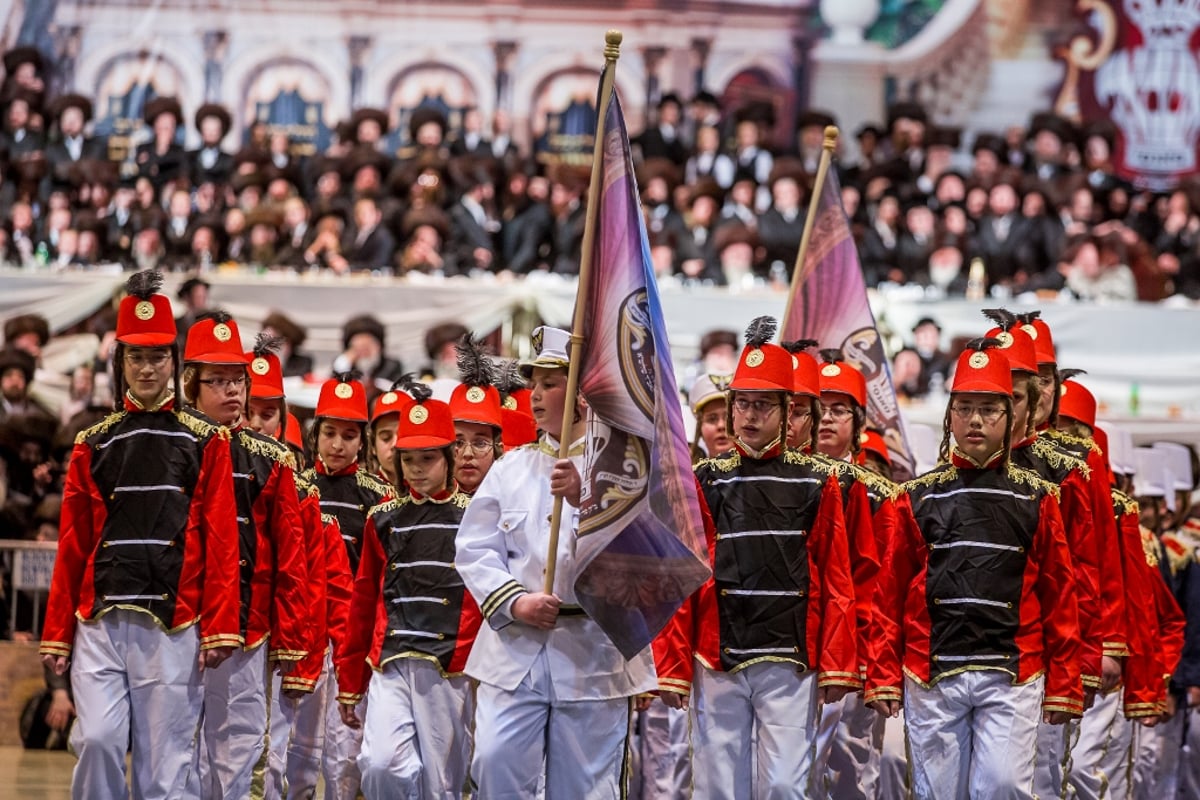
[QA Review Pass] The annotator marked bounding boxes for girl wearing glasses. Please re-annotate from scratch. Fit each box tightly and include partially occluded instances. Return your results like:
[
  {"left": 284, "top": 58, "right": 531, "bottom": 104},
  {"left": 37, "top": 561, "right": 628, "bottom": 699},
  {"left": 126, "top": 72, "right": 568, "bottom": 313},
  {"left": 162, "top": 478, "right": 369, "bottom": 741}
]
[
  {"left": 180, "top": 312, "right": 310, "bottom": 799},
  {"left": 867, "top": 338, "right": 1083, "bottom": 800},
  {"left": 40, "top": 270, "right": 241, "bottom": 799},
  {"left": 337, "top": 383, "right": 480, "bottom": 798},
  {"left": 656, "top": 316, "right": 858, "bottom": 797},
  {"left": 448, "top": 333, "right": 505, "bottom": 495},
  {"left": 303, "top": 372, "right": 392, "bottom": 800}
]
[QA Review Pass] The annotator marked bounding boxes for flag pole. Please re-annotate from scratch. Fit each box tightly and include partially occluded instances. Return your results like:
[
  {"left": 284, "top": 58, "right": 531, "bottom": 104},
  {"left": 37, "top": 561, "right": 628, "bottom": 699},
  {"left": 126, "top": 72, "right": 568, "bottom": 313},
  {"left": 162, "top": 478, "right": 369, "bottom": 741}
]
[
  {"left": 780, "top": 125, "right": 839, "bottom": 340},
  {"left": 544, "top": 30, "right": 622, "bottom": 594}
]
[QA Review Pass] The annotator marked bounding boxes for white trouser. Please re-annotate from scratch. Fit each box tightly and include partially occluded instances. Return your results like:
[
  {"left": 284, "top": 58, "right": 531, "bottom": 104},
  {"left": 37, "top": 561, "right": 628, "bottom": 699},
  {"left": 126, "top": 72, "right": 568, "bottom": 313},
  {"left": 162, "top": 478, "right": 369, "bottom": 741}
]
[
  {"left": 824, "top": 691, "right": 885, "bottom": 799},
  {"left": 68, "top": 609, "right": 203, "bottom": 800},
  {"left": 265, "top": 660, "right": 330, "bottom": 799},
  {"left": 690, "top": 661, "right": 822, "bottom": 800},
  {"left": 197, "top": 644, "right": 269, "bottom": 799},
  {"left": 878, "top": 711, "right": 910, "bottom": 800},
  {"left": 357, "top": 658, "right": 475, "bottom": 800},
  {"left": 637, "top": 701, "right": 691, "bottom": 799},
  {"left": 1181, "top": 706, "right": 1200, "bottom": 800},
  {"left": 471, "top": 648, "right": 634, "bottom": 799},
  {"left": 1099, "top": 711, "right": 1133, "bottom": 800},
  {"left": 1131, "top": 708, "right": 1182, "bottom": 800},
  {"left": 1067, "top": 689, "right": 1125, "bottom": 800},
  {"left": 904, "top": 671, "right": 1044, "bottom": 800},
  {"left": 322, "top": 651, "right": 365, "bottom": 800},
  {"left": 1033, "top": 713, "right": 1077, "bottom": 799}
]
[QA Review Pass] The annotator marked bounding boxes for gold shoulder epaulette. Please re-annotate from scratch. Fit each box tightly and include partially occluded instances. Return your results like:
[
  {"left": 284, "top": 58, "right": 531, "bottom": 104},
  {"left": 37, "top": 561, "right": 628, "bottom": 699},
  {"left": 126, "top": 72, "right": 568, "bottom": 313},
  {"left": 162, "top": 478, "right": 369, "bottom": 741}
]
[
  {"left": 368, "top": 497, "right": 404, "bottom": 517},
  {"left": 294, "top": 472, "right": 319, "bottom": 499},
  {"left": 1045, "top": 428, "right": 1101, "bottom": 456},
  {"left": 1141, "top": 528, "right": 1161, "bottom": 569},
  {"left": 848, "top": 462, "right": 901, "bottom": 500},
  {"left": 76, "top": 411, "right": 124, "bottom": 444},
  {"left": 1030, "top": 437, "right": 1091, "bottom": 480},
  {"left": 798, "top": 450, "right": 849, "bottom": 476},
  {"left": 1111, "top": 488, "right": 1138, "bottom": 518},
  {"left": 320, "top": 512, "right": 338, "bottom": 528},
  {"left": 452, "top": 492, "right": 472, "bottom": 510},
  {"left": 1161, "top": 531, "right": 1192, "bottom": 575},
  {"left": 177, "top": 408, "right": 222, "bottom": 439},
  {"left": 356, "top": 469, "right": 392, "bottom": 495},
  {"left": 1007, "top": 463, "right": 1060, "bottom": 499},
  {"left": 698, "top": 452, "right": 741, "bottom": 473},
  {"left": 903, "top": 464, "right": 958, "bottom": 493},
  {"left": 236, "top": 429, "right": 294, "bottom": 467}
]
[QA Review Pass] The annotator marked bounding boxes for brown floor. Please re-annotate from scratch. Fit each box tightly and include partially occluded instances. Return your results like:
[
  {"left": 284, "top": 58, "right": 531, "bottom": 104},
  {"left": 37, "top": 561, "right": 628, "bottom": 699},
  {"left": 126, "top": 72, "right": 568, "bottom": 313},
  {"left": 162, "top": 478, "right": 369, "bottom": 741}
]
[{"left": 0, "top": 746, "right": 73, "bottom": 800}]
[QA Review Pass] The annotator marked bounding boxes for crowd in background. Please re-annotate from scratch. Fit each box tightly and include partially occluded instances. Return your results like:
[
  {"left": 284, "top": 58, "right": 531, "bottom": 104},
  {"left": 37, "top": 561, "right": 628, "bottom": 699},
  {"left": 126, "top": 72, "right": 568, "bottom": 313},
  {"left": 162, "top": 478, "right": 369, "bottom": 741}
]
[{"left": 0, "top": 47, "right": 1197, "bottom": 300}]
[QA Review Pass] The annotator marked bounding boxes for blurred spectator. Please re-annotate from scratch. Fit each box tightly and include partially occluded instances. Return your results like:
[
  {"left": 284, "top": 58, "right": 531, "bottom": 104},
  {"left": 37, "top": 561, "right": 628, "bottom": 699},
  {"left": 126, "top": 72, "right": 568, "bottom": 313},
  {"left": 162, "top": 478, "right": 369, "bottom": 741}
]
[
  {"left": 911, "top": 317, "right": 952, "bottom": 394},
  {"left": 0, "top": 347, "right": 53, "bottom": 422},
  {"left": 332, "top": 314, "right": 404, "bottom": 399},
  {"left": 174, "top": 276, "right": 210, "bottom": 344},
  {"left": 4, "top": 313, "right": 50, "bottom": 360},
  {"left": 261, "top": 310, "right": 313, "bottom": 377}
]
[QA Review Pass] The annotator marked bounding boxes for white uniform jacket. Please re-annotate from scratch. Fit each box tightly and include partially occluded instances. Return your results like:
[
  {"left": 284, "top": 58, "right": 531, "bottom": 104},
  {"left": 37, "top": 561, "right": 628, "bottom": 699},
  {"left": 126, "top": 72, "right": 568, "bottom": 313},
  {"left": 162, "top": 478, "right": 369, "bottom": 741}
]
[{"left": 455, "top": 436, "right": 656, "bottom": 699}]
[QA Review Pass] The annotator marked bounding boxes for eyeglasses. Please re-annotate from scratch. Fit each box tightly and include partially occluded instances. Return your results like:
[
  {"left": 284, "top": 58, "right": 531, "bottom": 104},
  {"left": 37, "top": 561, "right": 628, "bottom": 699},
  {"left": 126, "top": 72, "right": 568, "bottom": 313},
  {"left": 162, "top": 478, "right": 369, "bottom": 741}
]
[
  {"left": 950, "top": 403, "right": 1006, "bottom": 424},
  {"left": 198, "top": 376, "right": 247, "bottom": 391},
  {"left": 732, "top": 397, "right": 781, "bottom": 415},
  {"left": 124, "top": 351, "right": 171, "bottom": 368},
  {"left": 821, "top": 404, "right": 854, "bottom": 421},
  {"left": 454, "top": 438, "right": 495, "bottom": 455}
]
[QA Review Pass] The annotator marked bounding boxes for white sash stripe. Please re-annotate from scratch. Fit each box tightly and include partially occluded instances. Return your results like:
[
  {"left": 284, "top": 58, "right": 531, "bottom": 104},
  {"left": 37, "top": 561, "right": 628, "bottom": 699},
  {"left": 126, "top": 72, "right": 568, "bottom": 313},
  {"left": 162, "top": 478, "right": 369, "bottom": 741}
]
[
  {"left": 113, "top": 485, "right": 183, "bottom": 493},
  {"left": 391, "top": 560, "right": 455, "bottom": 569},
  {"left": 710, "top": 475, "right": 823, "bottom": 487},
  {"left": 935, "top": 654, "right": 1009, "bottom": 662},
  {"left": 387, "top": 629, "right": 441, "bottom": 639},
  {"left": 725, "top": 646, "right": 798, "bottom": 655},
  {"left": 923, "top": 487, "right": 1035, "bottom": 502},
  {"left": 389, "top": 523, "right": 460, "bottom": 534},
  {"left": 321, "top": 500, "right": 361, "bottom": 510},
  {"left": 938, "top": 597, "right": 1011, "bottom": 609},
  {"left": 104, "top": 539, "right": 174, "bottom": 546},
  {"left": 723, "top": 589, "right": 805, "bottom": 597},
  {"left": 103, "top": 594, "right": 164, "bottom": 601},
  {"left": 98, "top": 429, "right": 197, "bottom": 448},
  {"left": 931, "top": 541, "right": 1023, "bottom": 552},
  {"left": 720, "top": 529, "right": 807, "bottom": 540},
  {"left": 391, "top": 596, "right": 447, "bottom": 604}
]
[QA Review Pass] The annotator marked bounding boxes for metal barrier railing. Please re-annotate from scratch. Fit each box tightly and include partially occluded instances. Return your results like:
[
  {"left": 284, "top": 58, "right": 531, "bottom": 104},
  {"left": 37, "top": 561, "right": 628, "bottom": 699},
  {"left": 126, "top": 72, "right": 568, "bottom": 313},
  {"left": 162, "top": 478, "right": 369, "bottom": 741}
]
[{"left": 0, "top": 539, "right": 56, "bottom": 640}]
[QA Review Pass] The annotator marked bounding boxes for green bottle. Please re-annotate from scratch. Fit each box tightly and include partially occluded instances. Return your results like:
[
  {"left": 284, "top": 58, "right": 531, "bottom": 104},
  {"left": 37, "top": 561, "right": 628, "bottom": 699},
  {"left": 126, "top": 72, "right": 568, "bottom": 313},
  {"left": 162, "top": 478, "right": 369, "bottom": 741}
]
[{"left": 1129, "top": 382, "right": 1139, "bottom": 416}]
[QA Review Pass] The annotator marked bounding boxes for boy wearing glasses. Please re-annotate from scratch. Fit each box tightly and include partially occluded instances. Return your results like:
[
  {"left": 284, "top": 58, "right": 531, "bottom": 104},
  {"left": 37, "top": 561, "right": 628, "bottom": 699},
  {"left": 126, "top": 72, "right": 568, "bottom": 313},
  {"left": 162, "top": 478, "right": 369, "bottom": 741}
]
[
  {"left": 181, "top": 312, "right": 310, "bottom": 798},
  {"left": 449, "top": 332, "right": 504, "bottom": 495},
  {"left": 40, "top": 270, "right": 241, "bottom": 799},
  {"left": 867, "top": 339, "right": 1083, "bottom": 799},
  {"left": 656, "top": 316, "right": 858, "bottom": 797}
]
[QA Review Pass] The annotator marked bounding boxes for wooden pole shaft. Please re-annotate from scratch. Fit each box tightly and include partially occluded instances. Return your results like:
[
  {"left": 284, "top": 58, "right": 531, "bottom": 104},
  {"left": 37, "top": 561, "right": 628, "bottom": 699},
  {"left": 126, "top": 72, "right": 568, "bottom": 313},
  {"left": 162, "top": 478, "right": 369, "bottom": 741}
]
[{"left": 781, "top": 125, "right": 839, "bottom": 339}]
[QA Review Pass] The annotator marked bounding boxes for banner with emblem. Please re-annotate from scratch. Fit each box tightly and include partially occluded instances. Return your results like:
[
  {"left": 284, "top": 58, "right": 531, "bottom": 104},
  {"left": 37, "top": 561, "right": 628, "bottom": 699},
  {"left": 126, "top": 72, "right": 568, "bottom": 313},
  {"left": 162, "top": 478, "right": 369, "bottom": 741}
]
[
  {"left": 781, "top": 167, "right": 916, "bottom": 480},
  {"left": 573, "top": 71, "right": 711, "bottom": 659}
]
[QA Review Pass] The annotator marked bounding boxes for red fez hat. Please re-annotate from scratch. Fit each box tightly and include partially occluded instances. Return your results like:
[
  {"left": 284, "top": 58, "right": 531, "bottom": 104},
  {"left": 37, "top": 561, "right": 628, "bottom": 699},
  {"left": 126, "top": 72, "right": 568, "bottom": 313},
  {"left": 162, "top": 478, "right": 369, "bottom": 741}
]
[
  {"left": 451, "top": 333, "right": 504, "bottom": 429},
  {"left": 501, "top": 407, "right": 538, "bottom": 450},
  {"left": 951, "top": 339, "right": 1013, "bottom": 396},
  {"left": 1017, "top": 312, "right": 1055, "bottom": 366},
  {"left": 982, "top": 309, "right": 1037, "bottom": 374},
  {"left": 283, "top": 412, "right": 304, "bottom": 451},
  {"left": 316, "top": 374, "right": 368, "bottom": 422},
  {"left": 781, "top": 340, "right": 820, "bottom": 399},
  {"left": 396, "top": 397, "right": 456, "bottom": 450},
  {"left": 117, "top": 270, "right": 176, "bottom": 346},
  {"left": 371, "top": 387, "right": 413, "bottom": 423},
  {"left": 817, "top": 349, "right": 868, "bottom": 407},
  {"left": 1058, "top": 378, "right": 1096, "bottom": 429},
  {"left": 731, "top": 317, "right": 793, "bottom": 393},
  {"left": 245, "top": 333, "right": 285, "bottom": 399},
  {"left": 185, "top": 313, "right": 248, "bottom": 365},
  {"left": 859, "top": 429, "right": 891, "bottom": 466}
]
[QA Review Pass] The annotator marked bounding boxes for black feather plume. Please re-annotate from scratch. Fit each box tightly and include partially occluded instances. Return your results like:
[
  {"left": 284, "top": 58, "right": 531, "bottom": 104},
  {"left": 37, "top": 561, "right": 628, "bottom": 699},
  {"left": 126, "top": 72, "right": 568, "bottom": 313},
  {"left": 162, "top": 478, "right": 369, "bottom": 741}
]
[
  {"left": 398, "top": 373, "right": 432, "bottom": 404},
  {"left": 455, "top": 333, "right": 498, "bottom": 388},
  {"left": 964, "top": 337, "right": 1004, "bottom": 352},
  {"left": 1015, "top": 310, "right": 1042, "bottom": 325},
  {"left": 494, "top": 360, "right": 528, "bottom": 396},
  {"left": 124, "top": 269, "right": 163, "bottom": 300},
  {"left": 818, "top": 348, "right": 844, "bottom": 365},
  {"left": 780, "top": 339, "right": 819, "bottom": 355},
  {"left": 332, "top": 369, "right": 362, "bottom": 385},
  {"left": 743, "top": 316, "right": 777, "bottom": 347},
  {"left": 252, "top": 332, "right": 284, "bottom": 359},
  {"left": 981, "top": 308, "right": 1017, "bottom": 331},
  {"left": 196, "top": 309, "right": 232, "bottom": 325},
  {"left": 1059, "top": 368, "right": 1088, "bottom": 382}
]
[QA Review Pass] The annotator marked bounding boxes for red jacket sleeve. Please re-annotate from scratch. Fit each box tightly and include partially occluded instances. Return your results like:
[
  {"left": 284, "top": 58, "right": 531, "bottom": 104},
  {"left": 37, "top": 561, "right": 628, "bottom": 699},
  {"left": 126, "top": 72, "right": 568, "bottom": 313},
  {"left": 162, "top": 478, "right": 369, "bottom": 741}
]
[
  {"left": 267, "top": 464, "right": 309, "bottom": 662},
  {"left": 40, "top": 443, "right": 99, "bottom": 657},
  {"left": 1059, "top": 469, "right": 1101, "bottom": 686},
  {"left": 865, "top": 494, "right": 923, "bottom": 704},
  {"left": 1116, "top": 505, "right": 1161, "bottom": 715},
  {"left": 809, "top": 473, "right": 858, "bottom": 689},
  {"left": 324, "top": 513, "right": 355, "bottom": 662},
  {"left": 1033, "top": 494, "right": 1084, "bottom": 717},
  {"left": 198, "top": 430, "right": 242, "bottom": 650},
  {"left": 844, "top": 481, "right": 881, "bottom": 682},
  {"left": 651, "top": 478, "right": 711, "bottom": 695},
  {"left": 283, "top": 494, "right": 328, "bottom": 693},
  {"left": 336, "top": 513, "right": 384, "bottom": 704},
  {"left": 1087, "top": 451, "right": 1127, "bottom": 658}
]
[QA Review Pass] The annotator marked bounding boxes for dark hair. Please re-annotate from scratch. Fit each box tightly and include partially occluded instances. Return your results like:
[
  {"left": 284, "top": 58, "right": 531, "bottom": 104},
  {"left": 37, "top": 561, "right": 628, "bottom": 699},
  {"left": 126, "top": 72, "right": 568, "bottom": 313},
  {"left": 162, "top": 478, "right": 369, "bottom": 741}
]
[
  {"left": 180, "top": 362, "right": 249, "bottom": 420},
  {"left": 393, "top": 444, "right": 457, "bottom": 495},
  {"left": 112, "top": 341, "right": 181, "bottom": 410},
  {"left": 938, "top": 394, "right": 1014, "bottom": 467},
  {"left": 1015, "top": 373, "right": 1040, "bottom": 440},
  {"left": 726, "top": 389, "right": 791, "bottom": 452},
  {"left": 309, "top": 416, "right": 368, "bottom": 467}
]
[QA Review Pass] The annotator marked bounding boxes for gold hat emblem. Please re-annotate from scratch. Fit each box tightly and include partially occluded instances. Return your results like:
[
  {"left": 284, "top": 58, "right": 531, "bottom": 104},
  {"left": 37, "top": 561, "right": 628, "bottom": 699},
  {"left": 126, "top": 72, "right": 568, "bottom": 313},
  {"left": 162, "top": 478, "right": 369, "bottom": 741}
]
[
  {"left": 502, "top": 396, "right": 517, "bottom": 410},
  {"left": 466, "top": 386, "right": 486, "bottom": 403},
  {"left": 409, "top": 405, "right": 429, "bottom": 424},
  {"left": 996, "top": 331, "right": 1013, "bottom": 348},
  {"left": 860, "top": 432, "right": 870, "bottom": 444},
  {"left": 213, "top": 323, "right": 232, "bottom": 342},
  {"left": 791, "top": 355, "right": 799, "bottom": 369},
  {"left": 969, "top": 352, "right": 989, "bottom": 369},
  {"left": 334, "top": 383, "right": 354, "bottom": 399},
  {"left": 1022, "top": 324, "right": 1038, "bottom": 340},
  {"left": 1060, "top": 384, "right": 1069, "bottom": 397},
  {"left": 745, "top": 348, "right": 765, "bottom": 368},
  {"left": 821, "top": 364, "right": 841, "bottom": 377},
  {"left": 251, "top": 357, "right": 270, "bottom": 375},
  {"left": 531, "top": 328, "right": 545, "bottom": 355},
  {"left": 380, "top": 391, "right": 398, "bottom": 406},
  {"left": 134, "top": 300, "right": 155, "bottom": 321}
]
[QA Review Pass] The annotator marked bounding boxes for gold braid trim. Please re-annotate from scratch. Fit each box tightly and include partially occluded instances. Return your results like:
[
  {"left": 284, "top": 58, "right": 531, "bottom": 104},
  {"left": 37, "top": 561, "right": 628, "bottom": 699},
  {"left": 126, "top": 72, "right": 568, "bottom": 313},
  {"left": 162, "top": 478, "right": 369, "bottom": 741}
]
[
  {"left": 1112, "top": 489, "right": 1139, "bottom": 518},
  {"left": 235, "top": 429, "right": 295, "bottom": 469},
  {"left": 698, "top": 452, "right": 741, "bottom": 473},
  {"left": 903, "top": 464, "right": 959, "bottom": 493},
  {"left": 295, "top": 472, "right": 319, "bottom": 499},
  {"left": 320, "top": 512, "right": 337, "bottom": 527},
  {"left": 76, "top": 411, "right": 125, "bottom": 444},
  {"left": 1162, "top": 533, "right": 1193, "bottom": 575},
  {"left": 177, "top": 408, "right": 226, "bottom": 440},
  {"left": 1045, "top": 428, "right": 1101, "bottom": 456},
  {"left": 368, "top": 497, "right": 405, "bottom": 518},
  {"left": 1030, "top": 437, "right": 1091, "bottom": 480},
  {"left": 452, "top": 492, "right": 471, "bottom": 510},
  {"left": 1141, "top": 530, "right": 1161, "bottom": 569},
  {"left": 1007, "top": 464, "right": 1060, "bottom": 499},
  {"left": 847, "top": 462, "right": 901, "bottom": 501},
  {"left": 800, "top": 450, "right": 851, "bottom": 475},
  {"left": 356, "top": 470, "right": 392, "bottom": 495}
]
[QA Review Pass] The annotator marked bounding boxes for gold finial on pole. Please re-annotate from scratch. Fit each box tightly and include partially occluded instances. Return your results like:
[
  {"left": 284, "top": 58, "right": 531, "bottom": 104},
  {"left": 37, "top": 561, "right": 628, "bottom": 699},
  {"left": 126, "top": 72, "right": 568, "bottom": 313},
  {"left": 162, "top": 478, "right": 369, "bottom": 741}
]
[{"left": 605, "top": 30, "right": 623, "bottom": 59}]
